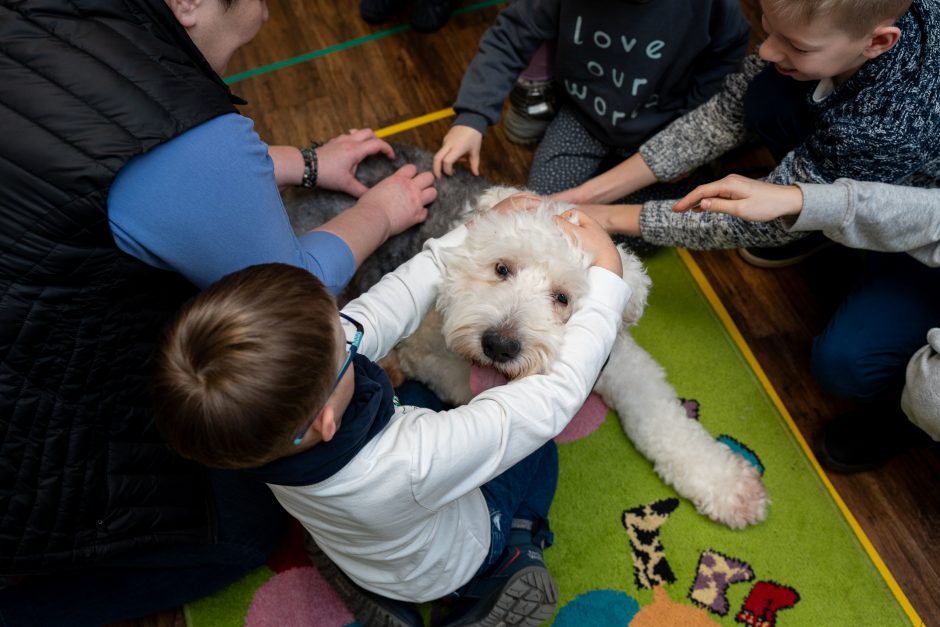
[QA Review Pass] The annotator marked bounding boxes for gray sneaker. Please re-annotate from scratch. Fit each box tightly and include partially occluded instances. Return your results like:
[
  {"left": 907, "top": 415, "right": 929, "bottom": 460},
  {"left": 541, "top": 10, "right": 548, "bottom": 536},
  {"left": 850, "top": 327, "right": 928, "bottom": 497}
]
[
  {"left": 503, "top": 77, "right": 556, "bottom": 145},
  {"left": 442, "top": 537, "right": 558, "bottom": 626},
  {"left": 304, "top": 534, "right": 423, "bottom": 627}
]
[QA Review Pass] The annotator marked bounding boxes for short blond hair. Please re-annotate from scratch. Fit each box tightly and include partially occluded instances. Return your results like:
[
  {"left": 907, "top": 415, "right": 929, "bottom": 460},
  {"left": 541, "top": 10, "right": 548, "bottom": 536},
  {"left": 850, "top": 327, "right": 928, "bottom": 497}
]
[
  {"left": 762, "top": 0, "right": 912, "bottom": 36},
  {"left": 153, "top": 263, "right": 339, "bottom": 469}
]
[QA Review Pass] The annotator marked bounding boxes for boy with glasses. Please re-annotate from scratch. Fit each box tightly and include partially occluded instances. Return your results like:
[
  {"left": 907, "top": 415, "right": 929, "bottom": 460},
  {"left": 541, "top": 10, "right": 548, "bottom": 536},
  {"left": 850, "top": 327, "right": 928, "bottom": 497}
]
[{"left": 152, "top": 202, "right": 630, "bottom": 626}]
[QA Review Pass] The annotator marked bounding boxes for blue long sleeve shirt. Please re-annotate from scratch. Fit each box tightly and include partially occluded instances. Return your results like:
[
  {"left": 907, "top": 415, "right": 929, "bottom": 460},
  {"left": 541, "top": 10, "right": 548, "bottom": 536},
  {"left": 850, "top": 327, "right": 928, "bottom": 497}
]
[{"left": 107, "top": 113, "right": 355, "bottom": 293}]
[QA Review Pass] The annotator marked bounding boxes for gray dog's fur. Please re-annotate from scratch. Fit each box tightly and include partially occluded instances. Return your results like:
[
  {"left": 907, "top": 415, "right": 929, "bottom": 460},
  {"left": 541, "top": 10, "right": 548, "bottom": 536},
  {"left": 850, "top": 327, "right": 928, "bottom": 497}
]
[{"left": 282, "top": 143, "right": 489, "bottom": 297}]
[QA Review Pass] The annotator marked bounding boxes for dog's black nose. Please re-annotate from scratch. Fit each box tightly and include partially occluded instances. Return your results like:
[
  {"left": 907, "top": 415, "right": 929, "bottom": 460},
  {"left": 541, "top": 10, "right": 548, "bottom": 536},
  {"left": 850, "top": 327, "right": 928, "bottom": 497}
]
[{"left": 482, "top": 329, "right": 521, "bottom": 363}]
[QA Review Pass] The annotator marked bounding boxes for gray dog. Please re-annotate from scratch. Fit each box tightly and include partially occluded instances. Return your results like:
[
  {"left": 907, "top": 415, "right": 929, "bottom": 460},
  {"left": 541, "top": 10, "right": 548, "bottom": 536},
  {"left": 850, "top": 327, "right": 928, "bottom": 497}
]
[{"left": 282, "top": 143, "right": 490, "bottom": 298}]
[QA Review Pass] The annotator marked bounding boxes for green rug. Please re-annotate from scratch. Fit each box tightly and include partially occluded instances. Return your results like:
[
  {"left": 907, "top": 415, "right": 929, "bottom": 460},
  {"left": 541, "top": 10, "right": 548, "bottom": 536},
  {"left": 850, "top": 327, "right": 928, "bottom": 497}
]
[{"left": 185, "top": 248, "right": 918, "bottom": 627}]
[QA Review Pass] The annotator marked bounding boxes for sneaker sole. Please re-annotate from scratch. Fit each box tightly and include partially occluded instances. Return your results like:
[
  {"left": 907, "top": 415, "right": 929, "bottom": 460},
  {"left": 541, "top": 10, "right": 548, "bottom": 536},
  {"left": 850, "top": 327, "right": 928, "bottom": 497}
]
[
  {"left": 305, "top": 536, "right": 419, "bottom": 627},
  {"left": 736, "top": 240, "right": 835, "bottom": 269},
  {"left": 450, "top": 566, "right": 558, "bottom": 627},
  {"left": 502, "top": 111, "right": 549, "bottom": 146}
]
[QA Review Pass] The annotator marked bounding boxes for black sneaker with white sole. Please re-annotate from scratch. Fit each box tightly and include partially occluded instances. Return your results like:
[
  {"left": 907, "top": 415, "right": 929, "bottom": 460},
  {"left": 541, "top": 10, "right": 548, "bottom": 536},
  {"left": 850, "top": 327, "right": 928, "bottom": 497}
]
[{"left": 737, "top": 232, "right": 835, "bottom": 268}]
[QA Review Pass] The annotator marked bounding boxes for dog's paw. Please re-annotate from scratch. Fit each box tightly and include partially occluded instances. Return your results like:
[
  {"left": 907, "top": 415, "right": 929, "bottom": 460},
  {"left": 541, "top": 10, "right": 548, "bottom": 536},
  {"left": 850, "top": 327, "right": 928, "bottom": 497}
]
[{"left": 692, "top": 456, "right": 770, "bottom": 529}]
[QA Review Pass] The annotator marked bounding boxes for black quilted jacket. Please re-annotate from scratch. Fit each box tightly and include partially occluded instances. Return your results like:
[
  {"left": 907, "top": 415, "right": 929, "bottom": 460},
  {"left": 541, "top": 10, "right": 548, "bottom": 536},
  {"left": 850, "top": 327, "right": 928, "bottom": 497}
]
[{"left": 0, "top": 0, "right": 241, "bottom": 574}]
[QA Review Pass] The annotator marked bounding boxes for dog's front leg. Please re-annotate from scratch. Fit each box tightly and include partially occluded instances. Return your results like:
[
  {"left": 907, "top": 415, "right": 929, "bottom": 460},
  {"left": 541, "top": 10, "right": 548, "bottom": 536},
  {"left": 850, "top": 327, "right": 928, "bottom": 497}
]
[{"left": 594, "top": 332, "right": 770, "bottom": 529}]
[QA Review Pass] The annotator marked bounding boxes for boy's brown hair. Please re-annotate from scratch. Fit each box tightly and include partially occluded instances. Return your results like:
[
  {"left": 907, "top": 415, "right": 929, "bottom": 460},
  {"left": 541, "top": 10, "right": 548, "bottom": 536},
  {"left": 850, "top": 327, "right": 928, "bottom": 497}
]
[
  {"left": 153, "top": 263, "right": 339, "bottom": 469},
  {"left": 762, "top": 0, "right": 912, "bottom": 36}
]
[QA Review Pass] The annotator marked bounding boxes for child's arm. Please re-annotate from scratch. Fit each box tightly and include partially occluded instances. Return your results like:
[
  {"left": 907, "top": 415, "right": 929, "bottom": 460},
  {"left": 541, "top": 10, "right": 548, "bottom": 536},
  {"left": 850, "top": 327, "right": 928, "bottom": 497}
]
[
  {"left": 638, "top": 52, "right": 764, "bottom": 182},
  {"left": 433, "top": 0, "right": 558, "bottom": 178},
  {"left": 552, "top": 52, "right": 765, "bottom": 208},
  {"left": 552, "top": 153, "right": 658, "bottom": 206},
  {"left": 684, "top": 0, "right": 751, "bottom": 109},
  {"left": 434, "top": 126, "right": 483, "bottom": 178},
  {"left": 341, "top": 224, "right": 468, "bottom": 361},
  {"left": 903, "top": 329, "right": 940, "bottom": 441}
]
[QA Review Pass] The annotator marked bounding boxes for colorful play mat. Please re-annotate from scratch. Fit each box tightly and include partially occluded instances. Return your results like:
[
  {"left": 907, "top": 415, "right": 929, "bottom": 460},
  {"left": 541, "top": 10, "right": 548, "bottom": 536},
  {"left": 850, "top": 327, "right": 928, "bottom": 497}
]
[{"left": 184, "top": 246, "right": 920, "bottom": 627}]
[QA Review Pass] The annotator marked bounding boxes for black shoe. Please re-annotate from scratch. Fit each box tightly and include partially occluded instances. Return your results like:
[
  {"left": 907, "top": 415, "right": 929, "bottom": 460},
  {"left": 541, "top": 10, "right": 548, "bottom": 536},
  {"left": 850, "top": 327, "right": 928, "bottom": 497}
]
[
  {"left": 360, "top": 0, "right": 405, "bottom": 23},
  {"left": 738, "top": 232, "right": 834, "bottom": 268},
  {"left": 814, "top": 403, "right": 925, "bottom": 473},
  {"left": 304, "top": 534, "right": 423, "bottom": 627},
  {"left": 442, "top": 530, "right": 558, "bottom": 627},
  {"left": 503, "top": 77, "right": 556, "bottom": 145},
  {"left": 411, "top": 0, "right": 458, "bottom": 32}
]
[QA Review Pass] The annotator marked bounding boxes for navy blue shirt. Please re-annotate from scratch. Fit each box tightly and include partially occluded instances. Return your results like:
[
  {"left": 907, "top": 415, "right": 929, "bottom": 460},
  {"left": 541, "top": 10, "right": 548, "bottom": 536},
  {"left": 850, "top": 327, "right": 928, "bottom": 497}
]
[{"left": 454, "top": 0, "right": 750, "bottom": 148}]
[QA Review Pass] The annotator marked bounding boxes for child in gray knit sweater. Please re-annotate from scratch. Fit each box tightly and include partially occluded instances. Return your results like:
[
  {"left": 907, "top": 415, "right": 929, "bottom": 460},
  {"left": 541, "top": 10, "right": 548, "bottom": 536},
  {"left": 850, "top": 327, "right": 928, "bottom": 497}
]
[{"left": 557, "top": 0, "right": 940, "bottom": 253}]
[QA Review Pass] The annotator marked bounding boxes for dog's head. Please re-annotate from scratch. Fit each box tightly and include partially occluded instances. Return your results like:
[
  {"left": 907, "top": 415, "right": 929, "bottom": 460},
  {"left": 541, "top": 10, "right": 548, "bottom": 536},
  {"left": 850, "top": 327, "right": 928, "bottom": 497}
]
[{"left": 436, "top": 186, "right": 650, "bottom": 380}]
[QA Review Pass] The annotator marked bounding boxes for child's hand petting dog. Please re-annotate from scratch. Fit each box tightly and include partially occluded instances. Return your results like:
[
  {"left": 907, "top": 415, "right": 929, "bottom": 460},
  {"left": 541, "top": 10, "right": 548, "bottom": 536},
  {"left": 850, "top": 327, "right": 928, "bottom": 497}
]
[
  {"left": 556, "top": 209, "right": 623, "bottom": 278},
  {"left": 465, "top": 191, "right": 542, "bottom": 228}
]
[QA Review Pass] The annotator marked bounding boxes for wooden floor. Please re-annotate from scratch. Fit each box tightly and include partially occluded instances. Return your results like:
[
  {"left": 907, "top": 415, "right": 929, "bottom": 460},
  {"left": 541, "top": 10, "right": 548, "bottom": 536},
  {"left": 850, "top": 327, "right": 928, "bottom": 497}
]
[{"left": 120, "top": 1, "right": 939, "bottom": 624}]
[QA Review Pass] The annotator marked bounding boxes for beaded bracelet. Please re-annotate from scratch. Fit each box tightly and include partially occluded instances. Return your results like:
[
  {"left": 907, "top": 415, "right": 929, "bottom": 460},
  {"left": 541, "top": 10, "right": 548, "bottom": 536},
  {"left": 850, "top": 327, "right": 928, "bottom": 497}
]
[{"left": 300, "top": 142, "right": 321, "bottom": 189}]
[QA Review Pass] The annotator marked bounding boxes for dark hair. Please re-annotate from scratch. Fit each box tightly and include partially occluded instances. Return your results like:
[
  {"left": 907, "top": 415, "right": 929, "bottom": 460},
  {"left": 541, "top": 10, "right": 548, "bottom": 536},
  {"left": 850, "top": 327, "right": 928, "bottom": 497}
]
[{"left": 153, "top": 263, "right": 338, "bottom": 469}]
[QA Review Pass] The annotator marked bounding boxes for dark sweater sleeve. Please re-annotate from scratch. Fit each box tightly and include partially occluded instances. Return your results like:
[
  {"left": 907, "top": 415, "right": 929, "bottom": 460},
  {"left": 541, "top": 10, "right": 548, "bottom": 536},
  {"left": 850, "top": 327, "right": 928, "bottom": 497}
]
[
  {"left": 685, "top": 0, "right": 751, "bottom": 108},
  {"left": 452, "top": 0, "right": 560, "bottom": 134}
]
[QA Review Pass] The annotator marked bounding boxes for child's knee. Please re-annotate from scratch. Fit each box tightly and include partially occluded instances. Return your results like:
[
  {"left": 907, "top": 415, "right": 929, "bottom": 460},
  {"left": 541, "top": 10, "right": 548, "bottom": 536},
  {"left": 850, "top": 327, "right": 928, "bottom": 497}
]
[{"left": 811, "top": 335, "right": 900, "bottom": 400}]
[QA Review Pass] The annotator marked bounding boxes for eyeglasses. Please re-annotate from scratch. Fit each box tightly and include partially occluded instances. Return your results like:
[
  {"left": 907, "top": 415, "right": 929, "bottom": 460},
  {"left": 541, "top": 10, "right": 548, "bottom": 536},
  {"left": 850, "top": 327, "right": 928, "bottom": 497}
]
[{"left": 292, "top": 313, "right": 364, "bottom": 446}]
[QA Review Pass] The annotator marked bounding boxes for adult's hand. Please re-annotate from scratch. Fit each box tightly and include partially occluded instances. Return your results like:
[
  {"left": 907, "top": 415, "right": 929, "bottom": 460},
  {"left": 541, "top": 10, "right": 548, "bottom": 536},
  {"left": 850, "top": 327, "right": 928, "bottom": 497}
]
[
  {"left": 316, "top": 164, "right": 437, "bottom": 267},
  {"left": 316, "top": 129, "right": 396, "bottom": 197},
  {"left": 672, "top": 174, "right": 803, "bottom": 222},
  {"left": 433, "top": 125, "right": 483, "bottom": 178},
  {"left": 357, "top": 164, "right": 438, "bottom": 238}
]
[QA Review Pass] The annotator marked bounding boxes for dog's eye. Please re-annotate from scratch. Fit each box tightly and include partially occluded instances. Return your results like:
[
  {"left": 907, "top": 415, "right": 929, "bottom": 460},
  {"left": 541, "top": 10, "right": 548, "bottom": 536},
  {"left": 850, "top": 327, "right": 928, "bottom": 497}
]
[
  {"left": 495, "top": 263, "right": 511, "bottom": 278},
  {"left": 554, "top": 292, "right": 569, "bottom": 306}
]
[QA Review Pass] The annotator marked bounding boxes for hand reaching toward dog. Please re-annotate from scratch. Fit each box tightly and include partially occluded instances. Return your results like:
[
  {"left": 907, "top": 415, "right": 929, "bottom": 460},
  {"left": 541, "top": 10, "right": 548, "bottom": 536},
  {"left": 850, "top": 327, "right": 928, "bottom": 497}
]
[
  {"left": 433, "top": 125, "right": 483, "bottom": 178},
  {"left": 315, "top": 129, "right": 397, "bottom": 197},
  {"left": 317, "top": 164, "right": 437, "bottom": 267},
  {"left": 673, "top": 174, "right": 804, "bottom": 222},
  {"left": 555, "top": 209, "right": 623, "bottom": 277},
  {"left": 358, "top": 164, "right": 438, "bottom": 237}
]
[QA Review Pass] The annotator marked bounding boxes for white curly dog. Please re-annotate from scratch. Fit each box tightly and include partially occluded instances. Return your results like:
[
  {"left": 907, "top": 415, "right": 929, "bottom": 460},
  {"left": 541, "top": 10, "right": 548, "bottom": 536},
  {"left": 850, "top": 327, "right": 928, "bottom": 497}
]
[{"left": 392, "top": 186, "right": 769, "bottom": 529}]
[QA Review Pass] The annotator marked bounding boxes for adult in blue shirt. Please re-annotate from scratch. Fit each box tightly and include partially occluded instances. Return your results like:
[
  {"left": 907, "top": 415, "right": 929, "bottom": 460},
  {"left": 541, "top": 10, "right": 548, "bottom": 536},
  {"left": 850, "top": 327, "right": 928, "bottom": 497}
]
[{"left": 0, "top": 0, "right": 435, "bottom": 625}]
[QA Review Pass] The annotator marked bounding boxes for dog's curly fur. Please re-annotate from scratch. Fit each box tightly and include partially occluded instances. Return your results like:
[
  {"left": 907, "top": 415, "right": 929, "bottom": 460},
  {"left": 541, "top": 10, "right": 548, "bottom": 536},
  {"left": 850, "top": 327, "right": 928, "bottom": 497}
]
[{"left": 283, "top": 145, "right": 769, "bottom": 529}]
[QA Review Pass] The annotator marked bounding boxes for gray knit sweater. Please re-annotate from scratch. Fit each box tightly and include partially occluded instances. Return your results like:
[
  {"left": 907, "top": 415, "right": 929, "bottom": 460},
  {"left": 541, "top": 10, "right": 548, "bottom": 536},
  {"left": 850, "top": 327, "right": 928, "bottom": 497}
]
[
  {"left": 796, "top": 179, "right": 940, "bottom": 440},
  {"left": 636, "top": 0, "right": 940, "bottom": 249}
]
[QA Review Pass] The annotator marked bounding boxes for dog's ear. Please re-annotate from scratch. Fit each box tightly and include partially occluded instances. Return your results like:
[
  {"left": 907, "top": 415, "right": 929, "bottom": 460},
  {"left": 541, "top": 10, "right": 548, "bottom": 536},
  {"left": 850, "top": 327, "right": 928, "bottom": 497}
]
[
  {"left": 474, "top": 185, "right": 527, "bottom": 211},
  {"left": 619, "top": 248, "right": 651, "bottom": 326}
]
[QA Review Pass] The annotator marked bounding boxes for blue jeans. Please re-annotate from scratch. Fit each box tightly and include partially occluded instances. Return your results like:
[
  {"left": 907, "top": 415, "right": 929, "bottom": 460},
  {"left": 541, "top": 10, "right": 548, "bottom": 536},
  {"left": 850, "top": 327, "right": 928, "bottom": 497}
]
[
  {"left": 0, "top": 471, "right": 287, "bottom": 627},
  {"left": 396, "top": 381, "right": 558, "bottom": 579},
  {"left": 476, "top": 440, "right": 558, "bottom": 573},
  {"left": 812, "top": 252, "right": 940, "bottom": 403}
]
